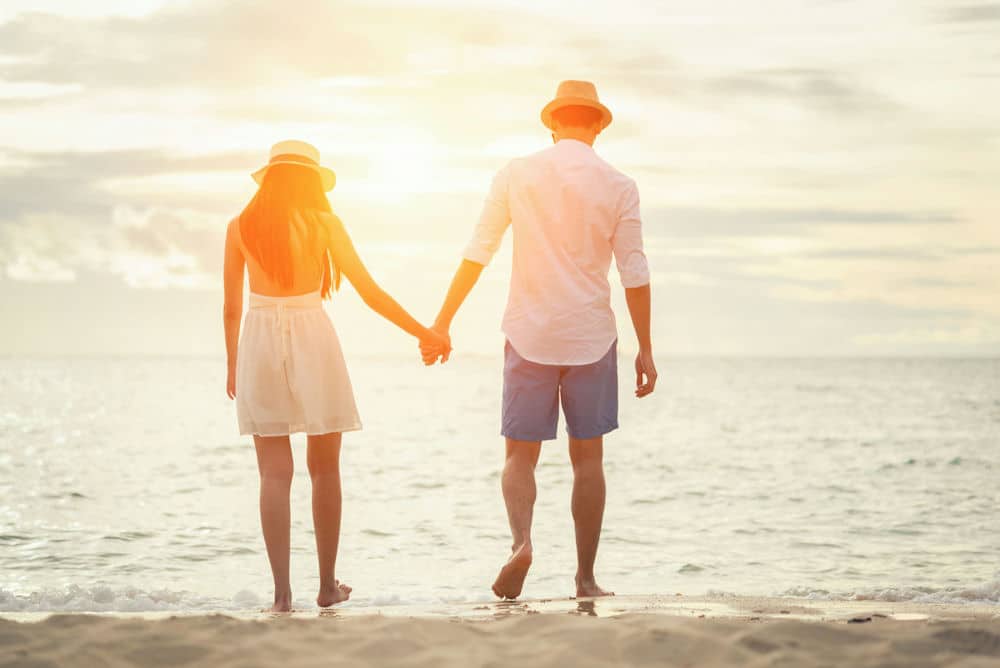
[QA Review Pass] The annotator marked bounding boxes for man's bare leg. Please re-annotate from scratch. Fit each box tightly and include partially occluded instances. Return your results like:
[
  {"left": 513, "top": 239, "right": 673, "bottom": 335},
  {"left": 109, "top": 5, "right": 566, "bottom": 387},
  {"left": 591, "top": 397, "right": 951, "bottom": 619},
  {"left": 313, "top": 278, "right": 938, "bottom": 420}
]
[
  {"left": 492, "top": 438, "right": 541, "bottom": 599},
  {"left": 254, "top": 435, "right": 294, "bottom": 612},
  {"left": 569, "top": 436, "right": 614, "bottom": 597},
  {"left": 307, "top": 433, "right": 352, "bottom": 607}
]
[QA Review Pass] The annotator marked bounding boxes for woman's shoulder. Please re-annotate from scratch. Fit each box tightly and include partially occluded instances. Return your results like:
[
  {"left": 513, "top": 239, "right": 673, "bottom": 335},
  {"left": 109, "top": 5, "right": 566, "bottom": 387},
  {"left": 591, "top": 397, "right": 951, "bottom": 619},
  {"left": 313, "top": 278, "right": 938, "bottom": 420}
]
[
  {"left": 226, "top": 215, "right": 242, "bottom": 243},
  {"left": 308, "top": 209, "right": 346, "bottom": 233}
]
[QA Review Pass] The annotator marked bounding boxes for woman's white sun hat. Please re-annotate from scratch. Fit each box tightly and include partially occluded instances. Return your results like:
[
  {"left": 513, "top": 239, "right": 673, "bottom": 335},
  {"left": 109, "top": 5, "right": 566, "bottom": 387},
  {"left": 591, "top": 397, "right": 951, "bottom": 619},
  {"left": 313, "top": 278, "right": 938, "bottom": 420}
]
[
  {"left": 540, "top": 80, "right": 613, "bottom": 131},
  {"left": 252, "top": 140, "right": 336, "bottom": 192}
]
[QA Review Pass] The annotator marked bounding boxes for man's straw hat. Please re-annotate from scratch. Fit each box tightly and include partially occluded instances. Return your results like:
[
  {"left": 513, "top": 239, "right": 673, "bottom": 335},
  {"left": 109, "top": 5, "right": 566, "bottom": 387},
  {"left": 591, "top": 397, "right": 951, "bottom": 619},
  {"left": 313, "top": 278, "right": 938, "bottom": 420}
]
[
  {"left": 252, "top": 140, "right": 336, "bottom": 192},
  {"left": 540, "top": 80, "right": 613, "bottom": 131}
]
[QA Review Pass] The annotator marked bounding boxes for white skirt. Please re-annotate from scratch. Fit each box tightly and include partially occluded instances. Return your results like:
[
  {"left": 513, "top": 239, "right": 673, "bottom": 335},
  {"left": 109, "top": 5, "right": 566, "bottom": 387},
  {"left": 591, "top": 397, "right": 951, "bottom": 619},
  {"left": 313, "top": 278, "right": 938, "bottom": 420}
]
[{"left": 236, "top": 290, "right": 362, "bottom": 437}]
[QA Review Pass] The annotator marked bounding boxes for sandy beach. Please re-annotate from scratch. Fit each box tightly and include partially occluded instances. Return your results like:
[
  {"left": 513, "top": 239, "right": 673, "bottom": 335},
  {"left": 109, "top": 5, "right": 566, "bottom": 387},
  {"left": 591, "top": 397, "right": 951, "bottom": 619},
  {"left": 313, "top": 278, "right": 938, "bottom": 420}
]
[{"left": 4, "top": 595, "right": 999, "bottom": 668}]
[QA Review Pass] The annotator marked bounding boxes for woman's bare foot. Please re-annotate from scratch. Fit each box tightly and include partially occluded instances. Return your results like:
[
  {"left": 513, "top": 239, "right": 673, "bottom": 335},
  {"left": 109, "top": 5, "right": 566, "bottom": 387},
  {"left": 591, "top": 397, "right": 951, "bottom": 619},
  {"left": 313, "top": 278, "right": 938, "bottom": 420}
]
[
  {"left": 492, "top": 543, "right": 533, "bottom": 600},
  {"left": 317, "top": 579, "right": 352, "bottom": 607},
  {"left": 269, "top": 591, "right": 293, "bottom": 613},
  {"left": 575, "top": 577, "right": 614, "bottom": 598}
]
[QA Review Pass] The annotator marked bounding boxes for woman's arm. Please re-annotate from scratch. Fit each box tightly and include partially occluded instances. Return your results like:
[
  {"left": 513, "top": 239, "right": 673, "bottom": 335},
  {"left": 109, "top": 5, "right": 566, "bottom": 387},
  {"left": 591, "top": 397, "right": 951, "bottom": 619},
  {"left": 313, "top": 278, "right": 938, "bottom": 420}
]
[
  {"left": 223, "top": 218, "right": 245, "bottom": 398},
  {"left": 322, "top": 213, "right": 448, "bottom": 350}
]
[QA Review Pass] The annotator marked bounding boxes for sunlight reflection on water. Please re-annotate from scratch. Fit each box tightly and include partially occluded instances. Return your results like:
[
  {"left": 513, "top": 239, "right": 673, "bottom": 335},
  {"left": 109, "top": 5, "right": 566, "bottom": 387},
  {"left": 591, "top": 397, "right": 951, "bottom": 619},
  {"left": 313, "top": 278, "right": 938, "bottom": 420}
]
[{"left": 0, "top": 356, "right": 997, "bottom": 611}]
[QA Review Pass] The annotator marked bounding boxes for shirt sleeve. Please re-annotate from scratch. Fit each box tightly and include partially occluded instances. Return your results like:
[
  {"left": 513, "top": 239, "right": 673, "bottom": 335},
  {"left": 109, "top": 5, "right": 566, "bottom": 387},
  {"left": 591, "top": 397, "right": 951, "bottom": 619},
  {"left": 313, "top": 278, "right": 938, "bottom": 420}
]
[
  {"left": 612, "top": 180, "right": 650, "bottom": 288},
  {"left": 462, "top": 165, "right": 512, "bottom": 266}
]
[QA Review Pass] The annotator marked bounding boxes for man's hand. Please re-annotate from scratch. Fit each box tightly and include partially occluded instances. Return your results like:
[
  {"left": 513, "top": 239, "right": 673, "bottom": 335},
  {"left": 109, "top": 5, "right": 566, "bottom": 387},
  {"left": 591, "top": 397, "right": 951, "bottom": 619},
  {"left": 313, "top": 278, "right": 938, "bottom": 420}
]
[
  {"left": 420, "top": 324, "right": 451, "bottom": 365},
  {"left": 624, "top": 284, "right": 654, "bottom": 397},
  {"left": 421, "top": 260, "right": 484, "bottom": 366},
  {"left": 634, "top": 349, "right": 657, "bottom": 397}
]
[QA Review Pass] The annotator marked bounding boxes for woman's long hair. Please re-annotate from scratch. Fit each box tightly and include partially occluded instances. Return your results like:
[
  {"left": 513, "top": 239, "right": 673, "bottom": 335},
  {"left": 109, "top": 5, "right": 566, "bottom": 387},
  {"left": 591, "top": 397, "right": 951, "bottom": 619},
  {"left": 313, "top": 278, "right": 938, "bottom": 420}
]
[{"left": 238, "top": 164, "right": 340, "bottom": 298}]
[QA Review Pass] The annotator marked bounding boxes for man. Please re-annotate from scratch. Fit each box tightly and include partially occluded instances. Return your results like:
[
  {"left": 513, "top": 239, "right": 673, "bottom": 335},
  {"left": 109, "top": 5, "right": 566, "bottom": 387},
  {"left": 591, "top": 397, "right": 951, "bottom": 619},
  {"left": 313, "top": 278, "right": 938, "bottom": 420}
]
[{"left": 423, "top": 80, "right": 656, "bottom": 600}]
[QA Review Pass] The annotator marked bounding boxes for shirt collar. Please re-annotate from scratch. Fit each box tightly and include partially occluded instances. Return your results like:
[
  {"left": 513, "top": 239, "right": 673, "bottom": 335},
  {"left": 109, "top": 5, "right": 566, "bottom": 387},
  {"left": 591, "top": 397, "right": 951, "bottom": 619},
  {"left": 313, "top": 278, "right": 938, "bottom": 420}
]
[{"left": 556, "top": 138, "right": 595, "bottom": 151}]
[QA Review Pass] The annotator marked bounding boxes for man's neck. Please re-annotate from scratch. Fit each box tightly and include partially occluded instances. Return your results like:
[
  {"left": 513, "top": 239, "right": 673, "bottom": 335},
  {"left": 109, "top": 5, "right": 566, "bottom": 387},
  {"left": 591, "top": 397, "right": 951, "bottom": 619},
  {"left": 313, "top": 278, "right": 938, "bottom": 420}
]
[{"left": 553, "top": 130, "right": 597, "bottom": 146}]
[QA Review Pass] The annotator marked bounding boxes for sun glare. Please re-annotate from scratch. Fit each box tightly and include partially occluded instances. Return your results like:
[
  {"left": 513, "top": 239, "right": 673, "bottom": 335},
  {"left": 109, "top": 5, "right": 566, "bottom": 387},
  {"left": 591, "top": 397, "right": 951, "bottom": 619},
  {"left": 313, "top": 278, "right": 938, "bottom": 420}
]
[{"left": 359, "top": 136, "right": 444, "bottom": 201}]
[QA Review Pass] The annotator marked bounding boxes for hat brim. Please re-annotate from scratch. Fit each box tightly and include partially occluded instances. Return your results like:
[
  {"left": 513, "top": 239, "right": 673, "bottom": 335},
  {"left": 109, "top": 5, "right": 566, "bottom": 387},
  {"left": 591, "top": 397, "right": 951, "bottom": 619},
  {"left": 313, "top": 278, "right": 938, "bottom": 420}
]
[
  {"left": 252, "top": 162, "right": 337, "bottom": 192},
  {"left": 540, "top": 96, "right": 613, "bottom": 131}
]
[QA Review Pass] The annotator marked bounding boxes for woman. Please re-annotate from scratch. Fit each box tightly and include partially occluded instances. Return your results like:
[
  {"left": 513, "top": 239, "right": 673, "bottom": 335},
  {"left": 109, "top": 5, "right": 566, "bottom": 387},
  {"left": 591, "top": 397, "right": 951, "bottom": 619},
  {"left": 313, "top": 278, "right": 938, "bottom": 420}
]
[{"left": 223, "top": 140, "right": 448, "bottom": 612}]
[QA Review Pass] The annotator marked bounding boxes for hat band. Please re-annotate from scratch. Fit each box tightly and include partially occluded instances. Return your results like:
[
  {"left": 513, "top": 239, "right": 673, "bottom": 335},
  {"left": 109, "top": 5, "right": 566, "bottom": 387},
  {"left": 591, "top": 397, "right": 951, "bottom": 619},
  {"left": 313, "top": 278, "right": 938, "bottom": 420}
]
[{"left": 268, "top": 153, "right": 319, "bottom": 167}]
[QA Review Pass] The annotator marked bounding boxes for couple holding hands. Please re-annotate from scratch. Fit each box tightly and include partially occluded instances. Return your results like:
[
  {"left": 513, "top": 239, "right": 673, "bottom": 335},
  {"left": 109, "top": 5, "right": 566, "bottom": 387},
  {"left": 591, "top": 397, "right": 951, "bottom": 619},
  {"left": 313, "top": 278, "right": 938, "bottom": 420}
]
[{"left": 222, "top": 80, "right": 656, "bottom": 612}]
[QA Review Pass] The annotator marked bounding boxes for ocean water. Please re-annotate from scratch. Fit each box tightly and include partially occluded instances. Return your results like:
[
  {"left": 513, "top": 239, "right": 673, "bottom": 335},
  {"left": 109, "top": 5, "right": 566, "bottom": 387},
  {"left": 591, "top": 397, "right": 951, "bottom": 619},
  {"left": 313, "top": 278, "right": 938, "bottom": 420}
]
[{"left": 0, "top": 355, "right": 998, "bottom": 612}]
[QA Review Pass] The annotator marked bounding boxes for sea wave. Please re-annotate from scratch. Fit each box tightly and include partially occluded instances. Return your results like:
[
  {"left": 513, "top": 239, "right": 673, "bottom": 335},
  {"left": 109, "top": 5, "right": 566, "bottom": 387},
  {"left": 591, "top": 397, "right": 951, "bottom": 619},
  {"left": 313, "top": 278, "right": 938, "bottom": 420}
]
[
  {"left": 4, "top": 581, "right": 1000, "bottom": 614},
  {"left": 0, "top": 586, "right": 481, "bottom": 613},
  {"left": 0, "top": 585, "right": 248, "bottom": 612},
  {"left": 781, "top": 576, "right": 1000, "bottom": 605}
]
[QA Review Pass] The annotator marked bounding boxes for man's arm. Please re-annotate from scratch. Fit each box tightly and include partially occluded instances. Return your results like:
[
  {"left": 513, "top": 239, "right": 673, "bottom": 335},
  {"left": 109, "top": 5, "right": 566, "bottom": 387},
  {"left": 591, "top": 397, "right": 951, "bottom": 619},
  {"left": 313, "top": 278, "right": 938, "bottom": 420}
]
[
  {"left": 625, "top": 284, "right": 656, "bottom": 397},
  {"left": 614, "top": 180, "right": 655, "bottom": 397},
  {"left": 421, "top": 259, "right": 485, "bottom": 364},
  {"left": 422, "top": 166, "right": 511, "bottom": 364}
]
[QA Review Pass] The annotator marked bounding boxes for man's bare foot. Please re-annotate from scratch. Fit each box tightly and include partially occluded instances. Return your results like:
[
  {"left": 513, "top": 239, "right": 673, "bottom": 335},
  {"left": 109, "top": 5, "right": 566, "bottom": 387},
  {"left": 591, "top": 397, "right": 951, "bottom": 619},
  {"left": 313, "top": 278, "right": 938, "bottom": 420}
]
[
  {"left": 492, "top": 543, "right": 532, "bottom": 600},
  {"left": 317, "top": 579, "right": 352, "bottom": 607},
  {"left": 269, "top": 591, "right": 292, "bottom": 612},
  {"left": 575, "top": 578, "right": 614, "bottom": 598}
]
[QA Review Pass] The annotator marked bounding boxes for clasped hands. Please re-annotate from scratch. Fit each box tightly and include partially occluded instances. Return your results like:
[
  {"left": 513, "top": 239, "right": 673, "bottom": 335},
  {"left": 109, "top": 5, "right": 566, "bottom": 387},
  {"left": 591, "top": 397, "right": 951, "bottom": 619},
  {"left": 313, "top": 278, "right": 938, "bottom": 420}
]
[{"left": 419, "top": 324, "right": 451, "bottom": 365}]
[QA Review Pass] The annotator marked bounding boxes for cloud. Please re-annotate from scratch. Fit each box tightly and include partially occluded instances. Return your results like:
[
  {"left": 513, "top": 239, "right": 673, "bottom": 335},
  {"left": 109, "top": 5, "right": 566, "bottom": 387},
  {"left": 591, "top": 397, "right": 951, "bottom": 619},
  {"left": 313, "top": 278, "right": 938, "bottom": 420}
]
[
  {"left": 0, "top": 80, "right": 82, "bottom": 103},
  {"left": 0, "top": 147, "right": 255, "bottom": 218},
  {"left": 0, "top": 1, "right": 996, "bottom": 356},
  {"left": 901, "top": 276, "right": 981, "bottom": 288},
  {"left": 0, "top": 1, "right": 569, "bottom": 90},
  {"left": 0, "top": 144, "right": 498, "bottom": 287},
  {"left": 644, "top": 206, "right": 959, "bottom": 238},
  {"left": 0, "top": 148, "right": 247, "bottom": 286},
  {"left": 0, "top": 0, "right": 900, "bottom": 169},
  {"left": 111, "top": 206, "right": 223, "bottom": 287},
  {"left": 940, "top": 3, "right": 1000, "bottom": 22},
  {"left": 5, "top": 248, "right": 76, "bottom": 282},
  {"left": 803, "top": 248, "right": 946, "bottom": 261},
  {"left": 0, "top": 0, "right": 681, "bottom": 128},
  {"left": 647, "top": 266, "right": 995, "bottom": 356},
  {"left": 701, "top": 67, "right": 898, "bottom": 114},
  {"left": 853, "top": 324, "right": 1000, "bottom": 348},
  {"left": 0, "top": 204, "right": 224, "bottom": 288},
  {"left": 803, "top": 246, "right": 1000, "bottom": 261},
  {"left": 0, "top": 4, "right": 398, "bottom": 87}
]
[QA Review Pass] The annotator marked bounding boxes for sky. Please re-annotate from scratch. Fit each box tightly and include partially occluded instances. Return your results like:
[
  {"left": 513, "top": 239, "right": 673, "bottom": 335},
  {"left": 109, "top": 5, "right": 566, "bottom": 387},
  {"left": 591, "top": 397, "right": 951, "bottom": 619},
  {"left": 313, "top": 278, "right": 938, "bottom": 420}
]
[{"left": 0, "top": 0, "right": 997, "bottom": 357}]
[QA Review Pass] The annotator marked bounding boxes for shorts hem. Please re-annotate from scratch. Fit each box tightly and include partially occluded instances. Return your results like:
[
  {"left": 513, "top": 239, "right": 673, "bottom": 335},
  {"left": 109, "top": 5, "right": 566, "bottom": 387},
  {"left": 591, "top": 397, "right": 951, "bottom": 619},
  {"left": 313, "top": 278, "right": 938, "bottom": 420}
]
[
  {"left": 566, "top": 423, "right": 619, "bottom": 440},
  {"left": 501, "top": 429, "right": 559, "bottom": 442}
]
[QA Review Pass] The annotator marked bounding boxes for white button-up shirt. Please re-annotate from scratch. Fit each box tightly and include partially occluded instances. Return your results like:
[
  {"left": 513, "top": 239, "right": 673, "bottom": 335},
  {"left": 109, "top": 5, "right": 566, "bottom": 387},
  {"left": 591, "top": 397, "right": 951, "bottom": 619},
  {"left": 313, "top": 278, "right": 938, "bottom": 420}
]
[{"left": 463, "top": 139, "right": 650, "bottom": 366}]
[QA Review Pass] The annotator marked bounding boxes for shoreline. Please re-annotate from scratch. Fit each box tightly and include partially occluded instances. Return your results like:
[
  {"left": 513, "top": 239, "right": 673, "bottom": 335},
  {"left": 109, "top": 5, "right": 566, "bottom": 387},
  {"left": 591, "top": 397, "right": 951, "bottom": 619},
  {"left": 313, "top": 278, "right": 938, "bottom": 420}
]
[
  {"left": 4, "top": 593, "right": 998, "bottom": 623},
  {"left": 3, "top": 595, "right": 999, "bottom": 668}
]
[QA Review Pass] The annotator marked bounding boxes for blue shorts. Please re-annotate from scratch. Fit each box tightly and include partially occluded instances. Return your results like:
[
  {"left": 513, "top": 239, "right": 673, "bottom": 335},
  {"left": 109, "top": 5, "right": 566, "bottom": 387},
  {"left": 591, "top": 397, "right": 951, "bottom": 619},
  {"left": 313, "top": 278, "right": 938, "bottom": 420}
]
[{"left": 501, "top": 340, "right": 618, "bottom": 442}]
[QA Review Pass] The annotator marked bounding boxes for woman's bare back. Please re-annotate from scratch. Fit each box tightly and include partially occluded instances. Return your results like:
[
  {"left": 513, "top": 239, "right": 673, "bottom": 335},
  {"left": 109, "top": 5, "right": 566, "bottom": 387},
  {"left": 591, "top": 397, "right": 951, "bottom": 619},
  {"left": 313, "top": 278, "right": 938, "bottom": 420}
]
[{"left": 234, "top": 211, "right": 326, "bottom": 297}]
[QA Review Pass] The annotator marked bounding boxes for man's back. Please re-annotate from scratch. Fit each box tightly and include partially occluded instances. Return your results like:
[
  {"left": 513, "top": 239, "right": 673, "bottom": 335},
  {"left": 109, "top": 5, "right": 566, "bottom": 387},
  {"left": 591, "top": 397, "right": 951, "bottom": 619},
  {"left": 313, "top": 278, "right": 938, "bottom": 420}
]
[{"left": 464, "top": 138, "right": 649, "bottom": 365}]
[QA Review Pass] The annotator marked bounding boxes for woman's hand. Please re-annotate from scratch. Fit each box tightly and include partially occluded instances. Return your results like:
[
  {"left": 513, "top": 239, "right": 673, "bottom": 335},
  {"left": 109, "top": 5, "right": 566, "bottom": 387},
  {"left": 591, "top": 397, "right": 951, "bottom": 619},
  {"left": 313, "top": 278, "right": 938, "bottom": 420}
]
[
  {"left": 420, "top": 325, "right": 451, "bottom": 365},
  {"left": 227, "top": 363, "right": 237, "bottom": 399}
]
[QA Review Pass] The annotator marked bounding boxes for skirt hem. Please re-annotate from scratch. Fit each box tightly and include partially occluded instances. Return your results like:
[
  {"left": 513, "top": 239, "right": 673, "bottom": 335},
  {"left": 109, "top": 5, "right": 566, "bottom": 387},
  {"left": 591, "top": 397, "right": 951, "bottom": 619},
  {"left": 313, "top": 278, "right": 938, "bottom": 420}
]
[{"left": 240, "top": 421, "right": 363, "bottom": 438}]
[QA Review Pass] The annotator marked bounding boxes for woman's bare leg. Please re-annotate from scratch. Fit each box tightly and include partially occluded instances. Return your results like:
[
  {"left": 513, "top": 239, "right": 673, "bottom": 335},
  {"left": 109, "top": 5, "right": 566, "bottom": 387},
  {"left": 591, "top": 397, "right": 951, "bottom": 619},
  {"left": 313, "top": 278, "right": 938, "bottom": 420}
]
[
  {"left": 254, "top": 435, "right": 294, "bottom": 612},
  {"left": 307, "top": 432, "right": 351, "bottom": 607}
]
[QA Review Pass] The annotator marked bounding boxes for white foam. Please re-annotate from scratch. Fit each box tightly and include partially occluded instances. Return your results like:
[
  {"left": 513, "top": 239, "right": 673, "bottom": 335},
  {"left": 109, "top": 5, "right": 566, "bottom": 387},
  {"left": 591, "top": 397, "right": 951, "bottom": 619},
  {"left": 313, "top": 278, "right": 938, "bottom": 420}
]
[
  {"left": 782, "top": 576, "right": 1000, "bottom": 605},
  {"left": 0, "top": 585, "right": 456, "bottom": 613},
  {"left": 0, "top": 586, "right": 238, "bottom": 612},
  {"left": 5, "top": 579, "right": 1000, "bottom": 614},
  {"left": 231, "top": 589, "right": 261, "bottom": 608}
]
